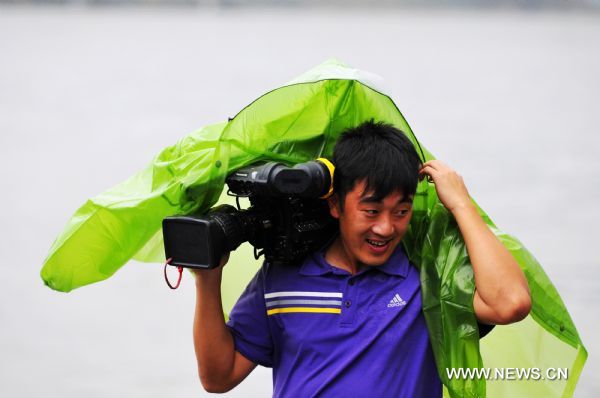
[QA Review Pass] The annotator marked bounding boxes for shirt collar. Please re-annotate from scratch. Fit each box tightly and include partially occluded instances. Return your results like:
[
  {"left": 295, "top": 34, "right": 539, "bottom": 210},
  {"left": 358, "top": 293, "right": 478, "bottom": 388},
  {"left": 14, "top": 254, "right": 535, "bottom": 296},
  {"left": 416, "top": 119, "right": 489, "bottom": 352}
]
[{"left": 299, "top": 244, "right": 410, "bottom": 278}]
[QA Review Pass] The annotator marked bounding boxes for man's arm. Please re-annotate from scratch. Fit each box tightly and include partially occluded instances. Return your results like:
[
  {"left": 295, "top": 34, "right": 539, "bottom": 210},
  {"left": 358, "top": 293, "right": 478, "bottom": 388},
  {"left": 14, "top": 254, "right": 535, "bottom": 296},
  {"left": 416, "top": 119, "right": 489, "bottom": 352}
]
[
  {"left": 192, "top": 256, "right": 256, "bottom": 393},
  {"left": 420, "top": 160, "right": 531, "bottom": 325}
]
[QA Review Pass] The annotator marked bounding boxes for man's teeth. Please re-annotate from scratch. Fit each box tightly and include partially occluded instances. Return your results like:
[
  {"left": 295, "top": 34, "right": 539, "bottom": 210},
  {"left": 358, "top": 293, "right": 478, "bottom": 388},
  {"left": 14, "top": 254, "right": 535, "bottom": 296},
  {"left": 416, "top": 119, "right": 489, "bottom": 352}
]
[{"left": 367, "top": 239, "right": 389, "bottom": 247}]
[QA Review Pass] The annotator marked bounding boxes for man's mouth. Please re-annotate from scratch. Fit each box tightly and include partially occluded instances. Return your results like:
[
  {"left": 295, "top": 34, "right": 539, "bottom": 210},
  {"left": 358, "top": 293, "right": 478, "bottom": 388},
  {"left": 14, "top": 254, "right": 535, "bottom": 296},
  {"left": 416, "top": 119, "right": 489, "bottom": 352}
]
[{"left": 366, "top": 238, "right": 393, "bottom": 248}]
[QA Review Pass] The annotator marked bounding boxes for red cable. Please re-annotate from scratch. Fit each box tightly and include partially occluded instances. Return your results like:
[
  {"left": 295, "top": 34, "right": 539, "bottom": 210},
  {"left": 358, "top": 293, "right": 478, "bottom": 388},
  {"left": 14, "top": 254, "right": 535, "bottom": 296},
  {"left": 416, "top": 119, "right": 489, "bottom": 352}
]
[{"left": 164, "top": 258, "right": 183, "bottom": 289}]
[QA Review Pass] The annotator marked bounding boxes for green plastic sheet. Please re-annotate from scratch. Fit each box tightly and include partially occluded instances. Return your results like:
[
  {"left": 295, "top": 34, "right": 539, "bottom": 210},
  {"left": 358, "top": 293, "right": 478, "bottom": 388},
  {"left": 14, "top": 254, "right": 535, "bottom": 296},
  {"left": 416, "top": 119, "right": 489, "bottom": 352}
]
[{"left": 41, "top": 59, "right": 586, "bottom": 397}]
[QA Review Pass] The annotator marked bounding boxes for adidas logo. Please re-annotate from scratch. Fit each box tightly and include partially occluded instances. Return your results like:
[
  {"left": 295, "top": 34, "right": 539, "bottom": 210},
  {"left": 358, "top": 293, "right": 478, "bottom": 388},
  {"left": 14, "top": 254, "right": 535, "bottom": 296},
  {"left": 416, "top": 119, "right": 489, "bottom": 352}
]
[{"left": 387, "top": 293, "right": 406, "bottom": 308}]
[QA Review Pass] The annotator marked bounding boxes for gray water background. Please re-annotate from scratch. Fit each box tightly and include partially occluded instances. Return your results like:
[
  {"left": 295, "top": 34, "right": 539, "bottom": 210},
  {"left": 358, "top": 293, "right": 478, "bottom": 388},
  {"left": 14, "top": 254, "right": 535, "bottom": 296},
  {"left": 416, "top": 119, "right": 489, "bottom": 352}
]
[{"left": 0, "top": 5, "right": 599, "bottom": 397}]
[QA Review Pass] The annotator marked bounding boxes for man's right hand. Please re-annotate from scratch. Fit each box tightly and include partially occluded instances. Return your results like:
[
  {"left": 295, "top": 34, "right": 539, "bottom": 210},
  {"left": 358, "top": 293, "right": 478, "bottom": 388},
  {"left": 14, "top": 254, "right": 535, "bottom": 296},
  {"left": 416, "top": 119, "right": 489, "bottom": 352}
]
[
  {"left": 192, "top": 251, "right": 257, "bottom": 393},
  {"left": 190, "top": 253, "right": 230, "bottom": 280}
]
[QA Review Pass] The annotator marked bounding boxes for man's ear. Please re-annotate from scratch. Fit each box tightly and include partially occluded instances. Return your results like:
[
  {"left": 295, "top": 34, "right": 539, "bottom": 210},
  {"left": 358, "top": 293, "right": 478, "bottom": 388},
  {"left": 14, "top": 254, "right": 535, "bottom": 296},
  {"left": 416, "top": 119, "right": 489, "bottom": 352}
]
[{"left": 328, "top": 194, "right": 341, "bottom": 219}]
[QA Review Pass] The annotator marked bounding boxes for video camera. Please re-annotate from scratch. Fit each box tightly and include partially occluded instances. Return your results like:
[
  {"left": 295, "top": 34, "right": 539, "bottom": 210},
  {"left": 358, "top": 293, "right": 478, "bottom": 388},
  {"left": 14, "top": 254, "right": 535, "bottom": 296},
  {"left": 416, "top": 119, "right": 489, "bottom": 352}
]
[{"left": 162, "top": 159, "right": 337, "bottom": 269}]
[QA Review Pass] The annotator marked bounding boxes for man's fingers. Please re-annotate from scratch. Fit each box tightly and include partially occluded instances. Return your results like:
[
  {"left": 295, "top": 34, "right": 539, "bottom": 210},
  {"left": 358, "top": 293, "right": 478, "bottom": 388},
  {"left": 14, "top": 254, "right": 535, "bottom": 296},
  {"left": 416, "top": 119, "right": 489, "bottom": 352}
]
[
  {"left": 419, "top": 164, "right": 439, "bottom": 175},
  {"left": 419, "top": 164, "right": 438, "bottom": 183},
  {"left": 421, "top": 160, "right": 459, "bottom": 182},
  {"left": 422, "top": 159, "right": 449, "bottom": 172}
]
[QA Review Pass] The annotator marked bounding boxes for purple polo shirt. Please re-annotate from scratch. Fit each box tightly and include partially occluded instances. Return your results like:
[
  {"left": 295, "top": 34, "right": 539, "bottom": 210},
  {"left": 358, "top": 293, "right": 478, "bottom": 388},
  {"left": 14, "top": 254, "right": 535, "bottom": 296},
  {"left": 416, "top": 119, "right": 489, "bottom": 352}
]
[{"left": 226, "top": 246, "right": 442, "bottom": 397}]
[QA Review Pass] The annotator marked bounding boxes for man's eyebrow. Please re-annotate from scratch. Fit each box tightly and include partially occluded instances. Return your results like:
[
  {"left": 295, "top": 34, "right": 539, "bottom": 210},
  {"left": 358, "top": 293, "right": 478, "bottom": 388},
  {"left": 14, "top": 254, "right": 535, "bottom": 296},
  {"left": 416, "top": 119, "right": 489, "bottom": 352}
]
[
  {"left": 358, "top": 195, "right": 413, "bottom": 204},
  {"left": 358, "top": 195, "right": 382, "bottom": 204}
]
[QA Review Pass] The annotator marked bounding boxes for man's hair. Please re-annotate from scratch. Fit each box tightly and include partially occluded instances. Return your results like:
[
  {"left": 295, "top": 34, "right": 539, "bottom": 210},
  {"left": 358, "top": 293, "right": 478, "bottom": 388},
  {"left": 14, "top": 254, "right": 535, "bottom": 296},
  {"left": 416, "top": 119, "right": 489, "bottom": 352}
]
[{"left": 332, "top": 120, "right": 422, "bottom": 204}]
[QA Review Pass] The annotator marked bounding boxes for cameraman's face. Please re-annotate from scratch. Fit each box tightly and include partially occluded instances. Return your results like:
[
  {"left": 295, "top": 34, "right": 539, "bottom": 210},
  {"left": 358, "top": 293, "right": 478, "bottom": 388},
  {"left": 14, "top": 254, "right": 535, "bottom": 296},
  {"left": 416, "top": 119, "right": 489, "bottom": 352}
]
[{"left": 329, "top": 180, "right": 413, "bottom": 268}]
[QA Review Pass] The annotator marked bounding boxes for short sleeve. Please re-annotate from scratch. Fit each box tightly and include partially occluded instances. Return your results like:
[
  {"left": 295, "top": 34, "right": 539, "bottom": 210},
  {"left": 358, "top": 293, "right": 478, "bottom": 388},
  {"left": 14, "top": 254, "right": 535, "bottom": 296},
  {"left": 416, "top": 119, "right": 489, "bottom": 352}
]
[{"left": 226, "top": 265, "right": 274, "bottom": 367}]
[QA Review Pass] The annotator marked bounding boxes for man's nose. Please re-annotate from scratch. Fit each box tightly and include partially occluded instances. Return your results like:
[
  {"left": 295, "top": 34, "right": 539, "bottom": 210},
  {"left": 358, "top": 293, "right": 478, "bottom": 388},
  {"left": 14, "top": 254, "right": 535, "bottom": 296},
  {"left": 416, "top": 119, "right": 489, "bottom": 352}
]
[{"left": 372, "top": 215, "right": 395, "bottom": 237}]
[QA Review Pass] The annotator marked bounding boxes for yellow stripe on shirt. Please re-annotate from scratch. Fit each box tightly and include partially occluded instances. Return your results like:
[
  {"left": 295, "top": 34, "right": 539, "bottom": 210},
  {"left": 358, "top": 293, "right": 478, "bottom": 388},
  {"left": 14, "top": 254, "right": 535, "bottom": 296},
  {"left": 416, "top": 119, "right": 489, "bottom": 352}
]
[{"left": 267, "top": 307, "right": 341, "bottom": 316}]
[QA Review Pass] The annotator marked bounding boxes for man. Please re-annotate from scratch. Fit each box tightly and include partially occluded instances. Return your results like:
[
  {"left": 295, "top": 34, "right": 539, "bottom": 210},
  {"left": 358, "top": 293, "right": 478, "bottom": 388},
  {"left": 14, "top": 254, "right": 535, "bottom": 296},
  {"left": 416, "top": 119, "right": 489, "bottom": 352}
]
[{"left": 192, "top": 121, "right": 531, "bottom": 396}]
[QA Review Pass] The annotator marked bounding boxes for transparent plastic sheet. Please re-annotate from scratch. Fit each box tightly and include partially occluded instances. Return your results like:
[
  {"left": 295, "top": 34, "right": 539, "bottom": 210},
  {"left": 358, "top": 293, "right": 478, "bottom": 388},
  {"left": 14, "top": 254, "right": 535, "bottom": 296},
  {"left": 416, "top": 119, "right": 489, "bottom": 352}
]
[{"left": 41, "top": 59, "right": 586, "bottom": 397}]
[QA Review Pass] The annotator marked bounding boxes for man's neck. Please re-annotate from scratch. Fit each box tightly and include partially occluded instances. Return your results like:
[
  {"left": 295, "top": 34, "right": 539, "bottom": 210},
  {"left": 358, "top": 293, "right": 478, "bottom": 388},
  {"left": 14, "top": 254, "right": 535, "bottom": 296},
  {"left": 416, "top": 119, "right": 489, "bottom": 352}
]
[{"left": 324, "top": 236, "right": 364, "bottom": 275}]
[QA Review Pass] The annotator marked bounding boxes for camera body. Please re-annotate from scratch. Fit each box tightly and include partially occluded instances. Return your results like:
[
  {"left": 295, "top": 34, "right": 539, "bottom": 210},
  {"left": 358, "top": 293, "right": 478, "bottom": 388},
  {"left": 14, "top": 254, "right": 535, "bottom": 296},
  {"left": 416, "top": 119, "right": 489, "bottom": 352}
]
[{"left": 162, "top": 160, "right": 337, "bottom": 269}]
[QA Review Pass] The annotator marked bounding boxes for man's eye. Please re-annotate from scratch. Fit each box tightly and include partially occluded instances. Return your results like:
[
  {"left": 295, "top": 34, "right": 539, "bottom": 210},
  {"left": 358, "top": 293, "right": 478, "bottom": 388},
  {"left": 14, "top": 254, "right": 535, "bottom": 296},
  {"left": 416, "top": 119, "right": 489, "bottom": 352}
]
[
  {"left": 395, "top": 209, "right": 410, "bottom": 216},
  {"left": 364, "top": 209, "right": 378, "bottom": 215}
]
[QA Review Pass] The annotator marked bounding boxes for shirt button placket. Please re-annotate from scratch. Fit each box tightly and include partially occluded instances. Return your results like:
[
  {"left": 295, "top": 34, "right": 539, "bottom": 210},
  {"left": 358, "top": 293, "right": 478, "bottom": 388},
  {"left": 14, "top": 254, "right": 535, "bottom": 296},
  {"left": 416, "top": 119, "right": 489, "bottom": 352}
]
[{"left": 340, "top": 277, "right": 358, "bottom": 326}]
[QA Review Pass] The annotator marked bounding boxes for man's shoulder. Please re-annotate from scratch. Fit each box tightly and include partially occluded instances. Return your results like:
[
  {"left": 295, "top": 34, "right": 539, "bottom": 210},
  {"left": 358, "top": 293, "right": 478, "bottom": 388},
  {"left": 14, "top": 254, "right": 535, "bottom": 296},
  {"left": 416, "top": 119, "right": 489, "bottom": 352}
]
[
  {"left": 259, "top": 254, "right": 314, "bottom": 283},
  {"left": 262, "top": 251, "right": 323, "bottom": 274},
  {"left": 259, "top": 252, "right": 340, "bottom": 294}
]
